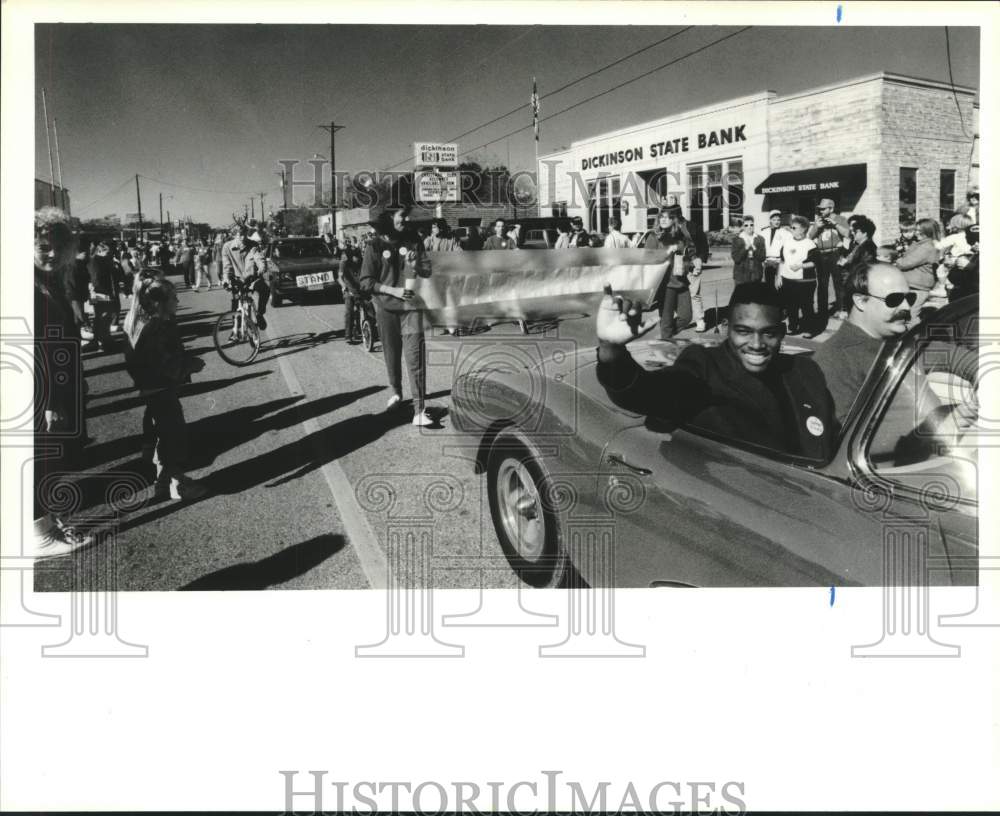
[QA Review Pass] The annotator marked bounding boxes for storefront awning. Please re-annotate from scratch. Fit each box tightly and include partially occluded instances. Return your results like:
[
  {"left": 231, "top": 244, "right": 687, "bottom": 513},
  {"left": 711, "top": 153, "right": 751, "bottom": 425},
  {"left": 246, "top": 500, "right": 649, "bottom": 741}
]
[{"left": 755, "top": 163, "right": 867, "bottom": 211}]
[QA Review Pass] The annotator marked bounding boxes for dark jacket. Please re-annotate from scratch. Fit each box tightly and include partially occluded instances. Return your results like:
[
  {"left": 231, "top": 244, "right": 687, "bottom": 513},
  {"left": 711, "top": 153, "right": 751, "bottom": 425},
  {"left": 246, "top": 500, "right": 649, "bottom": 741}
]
[
  {"left": 811, "top": 320, "right": 886, "bottom": 429},
  {"left": 34, "top": 266, "right": 82, "bottom": 422},
  {"left": 597, "top": 341, "right": 834, "bottom": 459},
  {"left": 841, "top": 238, "right": 877, "bottom": 274},
  {"left": 124, "top": 317, "right": 190, "bottom": 392},
  {"left": 358, "top": 230, "right": 428, "bottom": 312},
  {"left": 88, "top": 253, "right": 117, "bottom": 297},
  {"left": 895, "top": 238, "right": 939, "bottom": 291},
  {"left": 731, "top": 233, "right": 766, "bottom": 284}
]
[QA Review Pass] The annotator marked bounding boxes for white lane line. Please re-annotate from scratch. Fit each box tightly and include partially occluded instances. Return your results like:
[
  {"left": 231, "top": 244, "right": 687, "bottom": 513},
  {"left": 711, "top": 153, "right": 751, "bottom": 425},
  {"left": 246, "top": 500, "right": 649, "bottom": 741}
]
[{"left": 263, "top": 309, "right": 387, "bottom": 590}]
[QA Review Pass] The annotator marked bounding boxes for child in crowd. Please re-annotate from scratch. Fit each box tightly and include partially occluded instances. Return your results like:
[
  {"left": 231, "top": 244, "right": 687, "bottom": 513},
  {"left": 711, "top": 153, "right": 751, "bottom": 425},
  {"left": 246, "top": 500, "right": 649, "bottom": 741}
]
[
  {"left": 932, "top": 213, "right": 976, "bottom": 297},
  {"left": 124, "top": 276, "right": 208, "bottom": 501}
]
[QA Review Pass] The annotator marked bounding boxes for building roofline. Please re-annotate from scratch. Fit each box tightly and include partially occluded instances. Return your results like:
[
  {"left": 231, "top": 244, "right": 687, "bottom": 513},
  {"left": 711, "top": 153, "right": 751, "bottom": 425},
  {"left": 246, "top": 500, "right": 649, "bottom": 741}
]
[
  {"left": 536, "top": 70, "right": 978, "bottom": 163},
  {"left": 538, "top": 90, "right": 775, "bottom": 161}
]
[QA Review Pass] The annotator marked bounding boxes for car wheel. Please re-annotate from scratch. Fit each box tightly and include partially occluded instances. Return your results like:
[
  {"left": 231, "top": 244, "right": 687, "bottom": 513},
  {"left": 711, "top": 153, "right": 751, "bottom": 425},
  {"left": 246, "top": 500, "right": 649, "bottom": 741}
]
[
  {"left": 271, "top": 292, "right": 283, "bottom": 307},
  {"left": 361, "top": 316, "right": 376, "bottom": 352},
  {"left": 486, "top": 428, "right": 568, "bottom": 588}
]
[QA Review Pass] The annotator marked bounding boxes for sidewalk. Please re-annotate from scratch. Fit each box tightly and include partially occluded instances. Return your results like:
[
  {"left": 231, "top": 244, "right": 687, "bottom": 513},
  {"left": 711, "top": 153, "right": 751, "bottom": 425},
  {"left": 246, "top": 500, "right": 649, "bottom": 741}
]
[{"left": 671, "top": 251, "right": 842, "bottom": 349}]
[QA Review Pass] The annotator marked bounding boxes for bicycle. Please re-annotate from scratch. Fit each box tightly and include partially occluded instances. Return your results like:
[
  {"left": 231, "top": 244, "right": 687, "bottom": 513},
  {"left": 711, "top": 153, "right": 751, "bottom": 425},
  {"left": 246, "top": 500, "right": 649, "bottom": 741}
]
[{"left": 213, "top": 276, "right": 261, "bottom": 365}]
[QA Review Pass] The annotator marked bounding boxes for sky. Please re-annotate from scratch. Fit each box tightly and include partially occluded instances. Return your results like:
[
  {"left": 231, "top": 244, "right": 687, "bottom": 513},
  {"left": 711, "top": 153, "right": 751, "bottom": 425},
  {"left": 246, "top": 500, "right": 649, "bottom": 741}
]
[{"left": 34, "top": 23, "right": 980, "bottom": 226}]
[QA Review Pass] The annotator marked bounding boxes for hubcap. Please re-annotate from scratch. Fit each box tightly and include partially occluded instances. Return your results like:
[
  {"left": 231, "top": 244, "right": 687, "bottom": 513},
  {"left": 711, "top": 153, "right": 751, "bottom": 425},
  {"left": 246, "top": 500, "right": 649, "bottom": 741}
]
[{"left": 496, "top": 458, "right": 545, "bottom": 560}]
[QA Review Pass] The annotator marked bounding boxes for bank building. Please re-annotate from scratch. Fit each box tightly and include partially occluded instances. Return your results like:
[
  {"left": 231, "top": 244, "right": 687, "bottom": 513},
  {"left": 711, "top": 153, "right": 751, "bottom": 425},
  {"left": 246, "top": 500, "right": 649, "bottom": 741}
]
[{"left": 537, "top": 71, "right": 979, "bottom": 241}]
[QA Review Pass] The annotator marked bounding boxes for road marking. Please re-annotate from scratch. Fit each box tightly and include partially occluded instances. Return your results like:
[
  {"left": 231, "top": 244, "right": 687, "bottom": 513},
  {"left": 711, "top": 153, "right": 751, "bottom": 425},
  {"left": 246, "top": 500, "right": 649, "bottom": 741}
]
[{"left": 263, "top": 309, "right": 388, "bottom": 589}]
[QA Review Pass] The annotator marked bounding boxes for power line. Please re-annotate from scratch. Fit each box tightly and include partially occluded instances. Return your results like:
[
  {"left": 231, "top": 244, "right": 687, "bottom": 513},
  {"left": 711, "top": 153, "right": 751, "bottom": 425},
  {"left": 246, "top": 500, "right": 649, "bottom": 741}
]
[
  {"left": 454, "top": 26, "right": 753, "bottom": 164},
  {"left": 943, "top": 27, "right": 971, "bottom": 140},
  {"left": 137, "top": 173, "right": 259, "bottom": 196},
  {"left": 72, "top": 176, "right": 134, "bottom": 215},
  {"left": 379, "top": 25, "right": 696, "bottom": 172}
]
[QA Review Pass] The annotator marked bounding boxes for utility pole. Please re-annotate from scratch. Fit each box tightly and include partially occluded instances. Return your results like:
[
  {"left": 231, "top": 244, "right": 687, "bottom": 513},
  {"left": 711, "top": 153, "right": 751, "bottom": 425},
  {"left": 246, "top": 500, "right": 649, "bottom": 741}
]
[
  {"left": 41, "top": 88, "right": 56, "bottom": 205},
  {"left": 251, "top": 198, "right": 255, "bottom": 221},
  {"left": 244, "top": 202, "right": 249, "bottom": 220},
  {"left": 53, "top": 117, "right": 65, "bottom": 209},
  {"left": 135, "top": 174, "right": 144, "bottom": 242},
  {"left": 159, "top": 193, "right": 164, "bottom": 238},
  {"left": 259, "top": 192, "right": 266, "bottom": 221},
  {"left": 319, "top": 120, "right": 345, "bottom": 233},
  {"left": 276, "top": 169, "right": 287, "bottom": 210}
]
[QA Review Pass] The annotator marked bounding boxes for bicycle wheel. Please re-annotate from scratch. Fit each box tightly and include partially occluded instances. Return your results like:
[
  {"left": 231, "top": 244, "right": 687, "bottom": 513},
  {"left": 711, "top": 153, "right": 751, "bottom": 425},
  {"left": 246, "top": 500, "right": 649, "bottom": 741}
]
[{"left": 213, "top": 307, "right": 260, "bottom": 365}]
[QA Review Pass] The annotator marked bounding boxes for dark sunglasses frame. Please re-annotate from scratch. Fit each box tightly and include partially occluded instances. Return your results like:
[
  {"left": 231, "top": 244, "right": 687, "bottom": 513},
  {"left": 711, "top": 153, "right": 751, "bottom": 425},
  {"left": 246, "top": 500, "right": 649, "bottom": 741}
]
[{"left": 868, "top": 291, "right": 917, "bottom": 308}]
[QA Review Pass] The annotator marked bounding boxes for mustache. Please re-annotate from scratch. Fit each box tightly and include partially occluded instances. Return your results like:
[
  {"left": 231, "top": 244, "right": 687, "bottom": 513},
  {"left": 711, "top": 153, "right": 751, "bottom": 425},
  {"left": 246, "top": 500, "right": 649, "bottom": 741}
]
[{"left": 891, "top": 310, "right": 912, "bottom": 322}]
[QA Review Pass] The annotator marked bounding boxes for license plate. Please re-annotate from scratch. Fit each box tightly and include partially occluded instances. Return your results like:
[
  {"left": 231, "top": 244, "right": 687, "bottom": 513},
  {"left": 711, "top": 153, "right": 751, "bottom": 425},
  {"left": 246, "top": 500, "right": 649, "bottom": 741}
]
[{"left": 295, "top": 270, "right": 335, "bottom": 288}]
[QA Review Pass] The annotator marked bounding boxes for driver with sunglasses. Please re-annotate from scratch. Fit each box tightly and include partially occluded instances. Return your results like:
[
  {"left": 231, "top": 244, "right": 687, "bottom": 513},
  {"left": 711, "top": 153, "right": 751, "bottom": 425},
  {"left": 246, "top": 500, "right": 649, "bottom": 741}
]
[{"left": 813, "top": 262, "right": 917, "bottom": 429}]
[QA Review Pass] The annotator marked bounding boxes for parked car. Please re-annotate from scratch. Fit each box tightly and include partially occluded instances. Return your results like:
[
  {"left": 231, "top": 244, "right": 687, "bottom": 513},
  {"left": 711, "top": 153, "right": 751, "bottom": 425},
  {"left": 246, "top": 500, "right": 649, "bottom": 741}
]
[
  {"left": 265, "top": 236, "right": 341, "bottom": 306},
  {"left": 450, "top": 295, "right": 979, "bottom": 588}
]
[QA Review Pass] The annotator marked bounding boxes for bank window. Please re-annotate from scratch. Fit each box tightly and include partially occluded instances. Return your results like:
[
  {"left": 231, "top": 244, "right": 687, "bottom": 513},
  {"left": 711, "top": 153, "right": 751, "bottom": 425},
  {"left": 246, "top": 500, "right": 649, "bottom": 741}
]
[
  {"left": 687, "top": 158, "right": 743, "bottom": 233},
  {"left": 727, "top": 160, "right": 744, "bottom": 225},
  {"left": 939, "top": 170, "right": 956, "bottom": 225},
  {"left": 899, "top": 167, "right": 918, "bottom": 224},
  {"left": 639, "top": 169, "right": 669, "bottom": 229},
  {"left": 589, "top": 176, "right": 622, "bottom": 234}
]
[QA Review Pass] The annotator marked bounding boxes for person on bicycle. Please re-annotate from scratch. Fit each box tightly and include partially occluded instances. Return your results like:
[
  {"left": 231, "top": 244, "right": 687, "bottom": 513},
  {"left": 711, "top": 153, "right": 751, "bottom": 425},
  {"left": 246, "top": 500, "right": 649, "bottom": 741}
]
[{"left": 222, "top": 225, "right": 270, "bottom": 330}]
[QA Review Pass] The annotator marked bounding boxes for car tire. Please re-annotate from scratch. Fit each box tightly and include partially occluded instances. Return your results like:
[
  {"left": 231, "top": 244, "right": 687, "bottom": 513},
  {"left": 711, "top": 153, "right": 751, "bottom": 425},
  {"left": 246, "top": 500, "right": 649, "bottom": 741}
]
[
  {"left": 361, "top": 316, "right": 376, "bottom": 352},
  {"left": 486, "top": 428, "right": 568, "bottom": 589},
  {"left": 271, "top": 292, "right": 283, "bottom": 307}
]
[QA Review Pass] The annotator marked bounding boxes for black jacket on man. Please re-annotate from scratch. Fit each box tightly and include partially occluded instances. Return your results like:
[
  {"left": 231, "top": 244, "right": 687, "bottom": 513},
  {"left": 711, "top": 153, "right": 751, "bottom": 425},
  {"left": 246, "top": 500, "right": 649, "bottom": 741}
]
[{"left": 597, "top": 341, "right": 834, "bottom": 459}]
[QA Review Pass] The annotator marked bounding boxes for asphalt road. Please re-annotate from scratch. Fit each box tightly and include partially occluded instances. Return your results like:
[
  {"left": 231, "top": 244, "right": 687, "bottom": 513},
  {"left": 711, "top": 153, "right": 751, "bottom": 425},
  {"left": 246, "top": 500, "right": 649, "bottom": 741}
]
[{"left": 36, "top": 256, "right": 837, "bottom": 592}]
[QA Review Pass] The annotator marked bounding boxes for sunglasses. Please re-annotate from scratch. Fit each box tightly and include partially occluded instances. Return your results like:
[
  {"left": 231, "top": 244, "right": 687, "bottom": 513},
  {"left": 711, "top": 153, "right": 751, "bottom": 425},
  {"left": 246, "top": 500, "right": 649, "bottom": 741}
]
[{"left": 868, "top": 291, "right": 917, "bottom": 308}]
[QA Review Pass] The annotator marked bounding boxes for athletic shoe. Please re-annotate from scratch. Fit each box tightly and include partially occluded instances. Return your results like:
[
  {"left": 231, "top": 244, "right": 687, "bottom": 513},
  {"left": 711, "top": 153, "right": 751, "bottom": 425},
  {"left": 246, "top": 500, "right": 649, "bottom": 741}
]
[
  {"left": 29, "top": 516, "right": 94, "bottom": 560},
  {"left": 80, "top": 326, "right": 95, "bottom": 341},
  {"left": 694, "top": 320, "right": 707, "bottom": 333},
  {"left": 412, "top": 410, "right": 434, "bottom": 427},
  {"left": 154, "top": 475, "right": 209, "bottom": 502},
  {"left": 386, "top": 393, "right": 402, "bottom": 410}
]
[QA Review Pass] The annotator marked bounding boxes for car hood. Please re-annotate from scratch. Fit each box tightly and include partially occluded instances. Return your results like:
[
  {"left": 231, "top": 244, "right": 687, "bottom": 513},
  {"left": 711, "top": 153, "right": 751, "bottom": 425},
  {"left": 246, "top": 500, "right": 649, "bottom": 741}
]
[{"left": 269, "top": 256, "right": 341, "bottom": 274}]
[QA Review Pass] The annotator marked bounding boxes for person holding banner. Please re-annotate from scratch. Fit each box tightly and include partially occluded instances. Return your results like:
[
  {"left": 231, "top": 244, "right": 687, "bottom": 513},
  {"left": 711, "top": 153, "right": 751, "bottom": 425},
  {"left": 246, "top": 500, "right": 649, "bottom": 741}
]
[
  {"left": 644, "top": 210, "right": 691, "bottom": 339},
  {"left": 359, "top": 209, "right": 434, "bottom": 427}
]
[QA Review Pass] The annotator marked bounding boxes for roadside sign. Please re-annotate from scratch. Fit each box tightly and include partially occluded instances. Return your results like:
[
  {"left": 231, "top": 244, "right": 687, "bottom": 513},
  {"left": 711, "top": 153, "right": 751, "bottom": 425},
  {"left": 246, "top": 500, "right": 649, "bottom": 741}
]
[
  {"left": 415, "top": 170, "right": 460, "bottom": 203},
  {"left": 414, "top": 142, "right": 458, "bottom": 168}
]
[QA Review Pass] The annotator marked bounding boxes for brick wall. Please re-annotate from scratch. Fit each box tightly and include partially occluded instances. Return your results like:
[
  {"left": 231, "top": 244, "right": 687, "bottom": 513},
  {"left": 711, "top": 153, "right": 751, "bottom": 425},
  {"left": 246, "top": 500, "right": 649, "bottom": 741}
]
[
  {"left": 767, "top": 78, "right": 884, "bottom": 226},
  {"left": 879, "top": 80, "right": 976, "bottom": 240}
]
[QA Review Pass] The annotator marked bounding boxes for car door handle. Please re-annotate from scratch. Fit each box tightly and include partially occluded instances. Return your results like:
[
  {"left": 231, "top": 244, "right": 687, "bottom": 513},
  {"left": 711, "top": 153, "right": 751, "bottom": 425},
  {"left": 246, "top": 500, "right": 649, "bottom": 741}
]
[{"left": 606, "top": 453, "right": 653, "bottom": 476}]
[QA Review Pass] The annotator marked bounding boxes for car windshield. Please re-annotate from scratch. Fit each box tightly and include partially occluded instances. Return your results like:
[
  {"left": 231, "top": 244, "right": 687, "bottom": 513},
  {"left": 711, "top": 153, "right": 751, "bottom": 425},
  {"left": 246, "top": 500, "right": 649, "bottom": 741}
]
[{"left": 272, "top": 240, "right": 330, "bottom": 259}]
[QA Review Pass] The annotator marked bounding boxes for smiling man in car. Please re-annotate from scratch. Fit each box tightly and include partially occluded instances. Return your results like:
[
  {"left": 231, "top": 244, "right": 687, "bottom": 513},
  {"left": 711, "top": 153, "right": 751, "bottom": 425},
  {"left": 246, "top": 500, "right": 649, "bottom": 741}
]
[{"left": 596, "top": 281, "right": 834, "bottom": 458}]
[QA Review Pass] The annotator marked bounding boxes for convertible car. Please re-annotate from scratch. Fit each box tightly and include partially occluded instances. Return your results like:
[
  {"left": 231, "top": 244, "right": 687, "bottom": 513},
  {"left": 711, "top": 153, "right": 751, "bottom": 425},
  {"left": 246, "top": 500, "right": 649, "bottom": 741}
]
[{"left": 450, "top": 295, "right": 979, "bottom": 588}]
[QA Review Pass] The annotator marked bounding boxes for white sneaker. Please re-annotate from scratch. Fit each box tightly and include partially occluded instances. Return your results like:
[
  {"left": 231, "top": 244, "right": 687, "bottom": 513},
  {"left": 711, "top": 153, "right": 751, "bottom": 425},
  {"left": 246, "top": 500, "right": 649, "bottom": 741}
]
[
  {"left": 386, "top": 393, "right": 402, "bottom": 410},
  {"left": 694, "top": 319, "right": 707, "bottom": 333},
  {"left": 28, "top": 516, "right": 94, "bottom": 560},
  {"left": 412, "top": 410, "right": 434, "bottom": 427},
  {"left": 80, "top": 326, "right": 95, "bottom": 341}
]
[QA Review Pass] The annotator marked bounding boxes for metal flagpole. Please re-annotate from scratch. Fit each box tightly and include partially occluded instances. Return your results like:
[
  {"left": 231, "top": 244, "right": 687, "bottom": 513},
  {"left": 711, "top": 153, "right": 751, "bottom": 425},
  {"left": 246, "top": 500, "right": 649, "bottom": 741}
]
[
  {"left": 53, "top": 117, "right": 65, "bottom": 208},
  {"left": 532, "top": 77, "right": 540, "bottom": 216},
  {"left": 41, "top": 88, "right": 56, "bottom": 205}
]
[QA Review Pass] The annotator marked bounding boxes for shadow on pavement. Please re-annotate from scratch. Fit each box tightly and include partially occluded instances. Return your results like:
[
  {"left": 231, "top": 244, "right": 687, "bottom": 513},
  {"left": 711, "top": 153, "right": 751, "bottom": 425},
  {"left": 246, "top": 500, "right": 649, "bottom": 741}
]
[
  {"left": 86, "top": 371, "right": 272, "bottom": 418},
  {"left": 179, "top": 534, "right": 346, "bottom": 590}
]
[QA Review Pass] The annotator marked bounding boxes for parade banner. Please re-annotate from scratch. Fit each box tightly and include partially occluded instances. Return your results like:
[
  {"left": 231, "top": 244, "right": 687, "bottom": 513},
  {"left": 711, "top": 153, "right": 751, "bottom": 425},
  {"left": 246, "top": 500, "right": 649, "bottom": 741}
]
[{"left": 406, "top": 248, "right": 675, "bottom": 326}]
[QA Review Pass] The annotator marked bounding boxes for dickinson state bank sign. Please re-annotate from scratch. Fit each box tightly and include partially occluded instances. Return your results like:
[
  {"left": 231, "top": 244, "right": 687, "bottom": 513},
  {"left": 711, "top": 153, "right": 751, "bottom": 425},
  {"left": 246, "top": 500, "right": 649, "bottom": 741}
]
[{"left": 580, "top": 124, "right": 748, "bottom": 171}]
